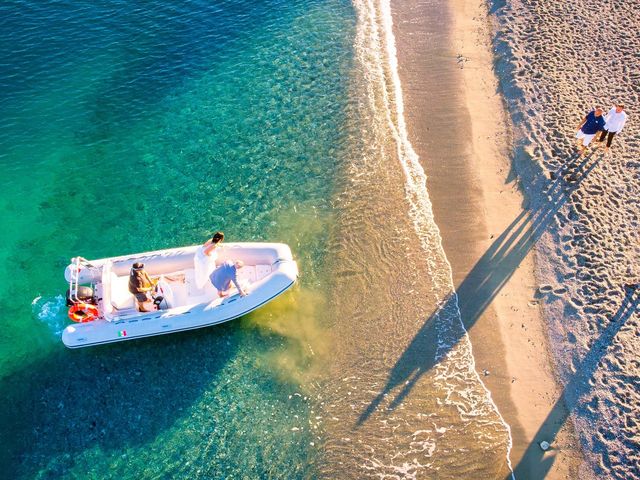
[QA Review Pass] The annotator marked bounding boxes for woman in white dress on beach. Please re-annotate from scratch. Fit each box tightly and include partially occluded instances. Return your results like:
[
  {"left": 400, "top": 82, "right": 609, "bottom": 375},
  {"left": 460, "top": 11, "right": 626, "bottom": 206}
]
[{"left": 194, "top": 231, "right": 224, "bottom": 289}]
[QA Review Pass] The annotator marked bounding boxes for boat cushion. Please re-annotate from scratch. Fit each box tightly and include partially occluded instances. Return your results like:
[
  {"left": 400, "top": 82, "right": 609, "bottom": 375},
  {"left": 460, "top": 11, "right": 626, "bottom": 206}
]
[
  {"left": 256, "top": 264, "right": 272, "bottom": 281},
  {"left": 237, "top": 266, "right": 257, "bottom": 284},
  {"left": 110, "top": 273, "right": 136, "bottom": 310},
  {"left": 185, "top": 268, "right": 207, "bottom": 297}
]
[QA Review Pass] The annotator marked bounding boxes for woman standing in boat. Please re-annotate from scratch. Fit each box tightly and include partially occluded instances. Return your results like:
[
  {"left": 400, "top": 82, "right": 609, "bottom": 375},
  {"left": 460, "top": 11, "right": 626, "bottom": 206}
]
[{"left": 194, "top": 231, "right": 224, "bottom": 289}]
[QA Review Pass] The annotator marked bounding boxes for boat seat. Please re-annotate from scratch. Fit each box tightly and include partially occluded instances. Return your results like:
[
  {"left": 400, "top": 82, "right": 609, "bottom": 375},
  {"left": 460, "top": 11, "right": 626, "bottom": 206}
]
[
  {"left": 236, "top": 265, "right": 271, "bottom": 284},
  {"left": 236, "top": 266, "right": 257, "bottom": 284},
  {"left": 181, "top": 265, "right": 271, "bottom": 303},
  {"left": 256, "top": 264, "right": 272, "bottom": 281},
  {"left": 110, "top": 273, "right": 136, "bottom": 310},
  {"left": 185, "top": 268, "right": 207, "bottom": 297}
]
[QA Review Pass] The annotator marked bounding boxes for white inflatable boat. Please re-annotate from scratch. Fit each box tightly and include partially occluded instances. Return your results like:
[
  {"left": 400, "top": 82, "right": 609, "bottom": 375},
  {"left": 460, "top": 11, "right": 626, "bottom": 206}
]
[{"left": 61, "top": 243, "right": 298, "bottom": 348}]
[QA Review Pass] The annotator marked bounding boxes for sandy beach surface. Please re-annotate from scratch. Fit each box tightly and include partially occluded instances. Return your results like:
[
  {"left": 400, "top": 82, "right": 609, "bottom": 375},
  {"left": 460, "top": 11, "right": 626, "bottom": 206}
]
[
  {"left": 391, "top": 0, "right": 640, "bottom": 477},
  {"left": 391, "top": 0, "right": 581, "bottom": 477},
  {"left": 489, "top": 0, "right": 640, "bottom": 478}
]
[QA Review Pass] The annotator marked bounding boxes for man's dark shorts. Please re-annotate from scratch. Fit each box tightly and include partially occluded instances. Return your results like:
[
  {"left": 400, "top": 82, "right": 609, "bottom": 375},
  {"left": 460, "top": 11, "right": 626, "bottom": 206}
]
[{"left": 134, "top": 292, "right": 150, "bottom": 303}]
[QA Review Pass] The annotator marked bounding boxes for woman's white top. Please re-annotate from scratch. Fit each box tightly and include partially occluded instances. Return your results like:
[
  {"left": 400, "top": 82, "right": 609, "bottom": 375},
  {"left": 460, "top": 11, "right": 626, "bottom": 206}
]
[
  {"left": 194, "top": 245, "right": 218, "bottom": 289},
  {"left": 604, "top": 107, "right": 627, "bottom": 133}
]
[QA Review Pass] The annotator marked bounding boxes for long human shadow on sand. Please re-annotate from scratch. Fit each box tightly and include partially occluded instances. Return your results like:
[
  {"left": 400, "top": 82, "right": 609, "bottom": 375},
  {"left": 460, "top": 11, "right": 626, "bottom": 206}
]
[
  {"left": 358, "top": 151, "right": 600, "bottom": 425},
  {"left": 507, "top": 287, "right": 640, "bottom": 479}
]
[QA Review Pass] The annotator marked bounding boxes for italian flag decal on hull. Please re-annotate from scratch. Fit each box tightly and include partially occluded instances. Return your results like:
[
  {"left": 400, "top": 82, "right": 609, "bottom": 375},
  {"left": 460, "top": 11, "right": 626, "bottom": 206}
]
[{"left": 118, "top": 330, "right": 127, "bottom": 337}]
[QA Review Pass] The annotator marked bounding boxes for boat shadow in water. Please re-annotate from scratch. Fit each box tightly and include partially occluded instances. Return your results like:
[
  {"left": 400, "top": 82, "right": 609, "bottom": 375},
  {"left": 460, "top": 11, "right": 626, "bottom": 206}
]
[
  {"left": 0, "top": 325, "right": 239, "bottom": 479},
  {"left": 358, "top": 151, "right": 601, "bottom": 425}
]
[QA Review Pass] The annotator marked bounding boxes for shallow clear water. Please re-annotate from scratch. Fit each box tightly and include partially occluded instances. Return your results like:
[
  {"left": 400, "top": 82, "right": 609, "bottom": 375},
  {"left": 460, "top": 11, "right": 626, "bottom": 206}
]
[
  {"left": 1, "top": 1, "right": 353, "bottom": 477},
  {"left": 0, "top": 0, "right": 512, "bottom": 478}
]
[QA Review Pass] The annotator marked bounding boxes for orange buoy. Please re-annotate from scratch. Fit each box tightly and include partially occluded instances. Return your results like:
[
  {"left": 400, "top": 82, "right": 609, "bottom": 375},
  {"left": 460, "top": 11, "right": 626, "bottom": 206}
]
[{"left": 68, "top": 303, "right": 99, "bottom": 323}]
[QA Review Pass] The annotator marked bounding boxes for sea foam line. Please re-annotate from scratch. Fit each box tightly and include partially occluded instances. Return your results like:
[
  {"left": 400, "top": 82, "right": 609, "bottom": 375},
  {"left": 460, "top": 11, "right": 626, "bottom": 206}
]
[{"left": 357, "top": 0, "right": 515, "bottom": 476}]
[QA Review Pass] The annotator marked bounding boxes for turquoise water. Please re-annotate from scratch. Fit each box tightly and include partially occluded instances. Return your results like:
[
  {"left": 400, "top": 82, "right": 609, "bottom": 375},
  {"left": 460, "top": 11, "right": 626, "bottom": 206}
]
[
  {"left": 1, "top": 1, "right": 354, "bottom": 477},
  {"left": 1, "top": 0, "right": 516, "bottom": 478}
]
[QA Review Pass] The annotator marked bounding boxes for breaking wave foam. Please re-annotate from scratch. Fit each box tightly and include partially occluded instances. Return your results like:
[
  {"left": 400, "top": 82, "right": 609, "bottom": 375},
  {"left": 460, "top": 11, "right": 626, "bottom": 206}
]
[
  {"left": 352, "top": 0, "right": 515, "bottom": 476},
  {"left": 33, "top": 294, "right": 66, "bottom": 336}
]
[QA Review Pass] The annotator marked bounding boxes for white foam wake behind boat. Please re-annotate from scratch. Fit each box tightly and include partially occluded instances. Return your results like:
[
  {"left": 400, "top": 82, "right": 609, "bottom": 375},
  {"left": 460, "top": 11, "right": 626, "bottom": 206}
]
[{"left": 61, "top": 243, "right": 298, "bottom": 348}]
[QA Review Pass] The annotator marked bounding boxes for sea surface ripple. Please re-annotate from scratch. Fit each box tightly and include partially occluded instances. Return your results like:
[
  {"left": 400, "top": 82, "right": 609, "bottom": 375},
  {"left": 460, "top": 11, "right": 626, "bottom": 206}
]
[{"left": 0, "top": 0, "right": 512, "bottom": 478}]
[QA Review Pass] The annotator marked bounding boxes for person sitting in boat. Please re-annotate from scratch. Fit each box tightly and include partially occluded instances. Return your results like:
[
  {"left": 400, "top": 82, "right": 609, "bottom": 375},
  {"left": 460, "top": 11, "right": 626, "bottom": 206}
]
[
  {"left": 194, "top": 231, "right": 224, "bottom": 289},
  {"left": 210, "top": 260, "right": 247, "bottom": 297},
  {"left": 128, "top": 262, "right": 159, "bottom": 312}
]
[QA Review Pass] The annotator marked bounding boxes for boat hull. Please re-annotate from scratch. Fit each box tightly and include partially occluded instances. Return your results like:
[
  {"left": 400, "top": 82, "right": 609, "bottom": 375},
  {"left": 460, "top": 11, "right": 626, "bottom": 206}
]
[{"left": 62, "top": 243, "right": 298, "bottom": 348}]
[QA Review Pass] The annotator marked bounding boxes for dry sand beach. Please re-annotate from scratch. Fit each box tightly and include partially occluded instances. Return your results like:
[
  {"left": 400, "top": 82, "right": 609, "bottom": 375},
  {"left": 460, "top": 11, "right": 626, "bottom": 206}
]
[
  {"left": 491, "top": 0, "right": 640, "bottom": 478},
  {"left": 393, "top": 0, "right": 639, "bottom": 478}
]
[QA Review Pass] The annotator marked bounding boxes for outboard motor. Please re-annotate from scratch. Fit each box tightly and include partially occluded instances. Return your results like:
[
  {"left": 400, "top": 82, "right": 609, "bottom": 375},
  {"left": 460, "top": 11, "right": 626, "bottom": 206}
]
[
  {"left": 66, "top": 285, "right": 97, "bottom": 307},
  {"left": 64, "top": 260, "right": 101, "bottom": 284}
]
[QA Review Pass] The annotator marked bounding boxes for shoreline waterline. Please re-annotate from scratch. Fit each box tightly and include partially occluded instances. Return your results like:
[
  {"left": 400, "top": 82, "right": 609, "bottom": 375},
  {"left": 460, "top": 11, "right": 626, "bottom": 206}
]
[
  {"left": 390, "top": 0, "right": 584, "bottom": 477},
  {"left": 312, "top": 0, "right": 514, "bottom": 477},
  {"left": 379, "top": 0, "right": 516, "bottom": 475}
]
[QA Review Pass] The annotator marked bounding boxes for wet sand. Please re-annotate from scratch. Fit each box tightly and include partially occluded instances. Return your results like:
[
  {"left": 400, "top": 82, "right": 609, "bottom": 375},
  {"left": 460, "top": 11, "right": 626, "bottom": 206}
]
[{"left": 392, "top": 0, "right": 583, "bottom": 477}]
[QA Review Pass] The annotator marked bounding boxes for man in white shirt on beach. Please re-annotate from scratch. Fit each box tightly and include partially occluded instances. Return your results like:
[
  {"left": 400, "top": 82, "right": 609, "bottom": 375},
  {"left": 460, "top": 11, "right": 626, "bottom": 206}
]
[{"left": 597, "top": 103, "right": 627, "bottom": 152}]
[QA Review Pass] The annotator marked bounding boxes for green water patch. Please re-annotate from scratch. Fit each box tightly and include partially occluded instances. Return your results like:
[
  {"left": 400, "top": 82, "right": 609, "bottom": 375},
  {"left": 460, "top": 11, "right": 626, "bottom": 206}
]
[
  {"left": 2, "top": 297, "right": 323, "bottom": 479},
  {"left": 0, "top": 0, "right": 355, "bottom": 477}
]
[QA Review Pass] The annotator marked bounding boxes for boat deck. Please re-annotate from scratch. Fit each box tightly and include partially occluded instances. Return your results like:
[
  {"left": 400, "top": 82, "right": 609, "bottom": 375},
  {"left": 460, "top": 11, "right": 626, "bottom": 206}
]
[{"left": 108, "top": 264, "right": 273, "bottom": 317}]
